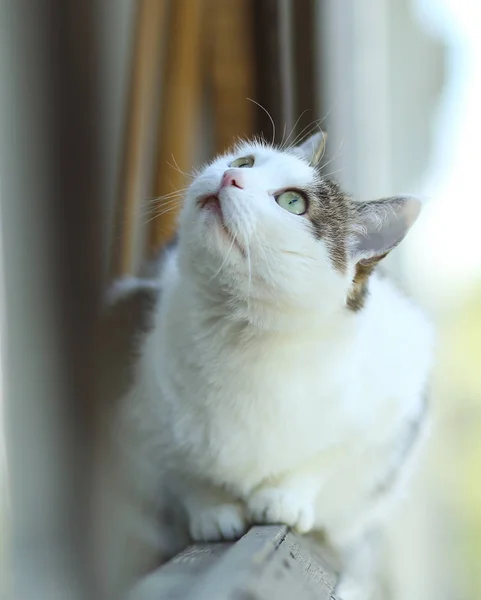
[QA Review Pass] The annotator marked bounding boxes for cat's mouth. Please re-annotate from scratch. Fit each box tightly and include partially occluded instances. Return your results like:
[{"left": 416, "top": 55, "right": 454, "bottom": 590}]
[
  {"left": 198, "top": 194, "right": 223, "bottom": 216},
  {"left": 197, "top": 194, "right": 244, "bottom": 255}
]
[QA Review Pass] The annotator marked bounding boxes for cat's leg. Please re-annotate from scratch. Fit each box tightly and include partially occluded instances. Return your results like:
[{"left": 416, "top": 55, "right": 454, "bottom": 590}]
[
  {"left": 247, "top": 468, "right": 323, "bottom": 534},
  {"left": 168, "top": 475, "right": 249, "bottom": 542},
  {"left": 245, "top": 446, "right": 346, "bottom": 534},
  {"left": 125, "top": 480, "right": 246, "bottom": 600}
]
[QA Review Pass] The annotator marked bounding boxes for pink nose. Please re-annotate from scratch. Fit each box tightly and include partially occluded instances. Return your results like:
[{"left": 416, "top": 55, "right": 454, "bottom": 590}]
[{"left": 220, "top": 169, "right": 244, "bottom": 190}]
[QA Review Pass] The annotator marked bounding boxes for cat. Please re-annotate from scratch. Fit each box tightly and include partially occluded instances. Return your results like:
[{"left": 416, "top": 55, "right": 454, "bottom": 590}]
[{"left": 105, "top": 132, "right": 434, "bottom": 600}]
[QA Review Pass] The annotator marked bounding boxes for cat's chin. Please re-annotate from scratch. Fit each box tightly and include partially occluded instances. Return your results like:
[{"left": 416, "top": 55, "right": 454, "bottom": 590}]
[
  {"left": 198, "top": 199, "right": 245, "bottom": 257},
  {"left": 215, "top": 222, "right": 245, "bottom": 257}
]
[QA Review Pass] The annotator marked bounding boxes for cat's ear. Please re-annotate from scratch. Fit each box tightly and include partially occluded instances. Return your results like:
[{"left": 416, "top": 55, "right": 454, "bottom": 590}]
[
  {"left": 294, "top": 131, "right": 327, "bottom": 166},
  {"left": 349, "top": 196, "right": 421, "bottom": 264}
]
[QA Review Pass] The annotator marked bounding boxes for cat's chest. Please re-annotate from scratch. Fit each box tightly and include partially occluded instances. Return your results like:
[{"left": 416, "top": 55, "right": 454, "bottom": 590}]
[
  {"left": 171, "top": 327, "right": 352, "bottom": 410},
  {"left": 160, "top": 328, "right": 360, "bottom": 488}
]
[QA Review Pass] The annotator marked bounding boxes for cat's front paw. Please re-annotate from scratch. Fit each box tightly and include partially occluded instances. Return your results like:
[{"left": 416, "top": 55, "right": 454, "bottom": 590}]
[
  {"left": 189, "top": 502, "right": 248, "bottom": 542},
  {"left": 247, "top": 486, "right": 315, "bottom": 534}
]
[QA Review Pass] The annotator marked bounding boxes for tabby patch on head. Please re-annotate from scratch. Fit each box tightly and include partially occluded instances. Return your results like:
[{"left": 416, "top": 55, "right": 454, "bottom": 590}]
[
  {"left": 346, "top": 254, "right": 386, "bottom": 311},
  {"left": 304, "top": 178, "right": 354, "bottom": 274}
]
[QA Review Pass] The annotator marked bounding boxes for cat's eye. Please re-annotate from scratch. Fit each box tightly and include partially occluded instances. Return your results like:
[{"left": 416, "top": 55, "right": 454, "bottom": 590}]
[
  {"left": 275, "top": 191, "right": 307, "bottom": 215},
  {"left": 229, "top": 156, "right": 254, "bottom": 169}
]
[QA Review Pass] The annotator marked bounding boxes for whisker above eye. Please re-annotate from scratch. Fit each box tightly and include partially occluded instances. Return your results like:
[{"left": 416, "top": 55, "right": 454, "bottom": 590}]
[
  {"left": 284, "top": 109, "right": 333, "bottom": 154},
  {"left": 165, "top": 155, "right": 194, "bottom": 180},
  {"left": 320, "top": 168, "right": 344, "bottom": 180},
  {"left": 318, "top": 141, "right": 345, "bottom": 177},
  {"left": 280, "top": 122, "right": 287, "bottom": 149},
  {"left": 247, "top": 97, "right": 276, "bottom": 146},
  {"left": 280, "top": 109, "right": 310, "bottom": 151},
  {"left": 286, "top": 119, "right": 322, "bottom": 151}
]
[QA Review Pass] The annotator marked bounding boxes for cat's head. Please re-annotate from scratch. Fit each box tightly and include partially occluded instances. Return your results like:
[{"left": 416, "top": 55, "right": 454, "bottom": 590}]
[{"left": 177, "top": 132, "right": 420, "bottom": 314}]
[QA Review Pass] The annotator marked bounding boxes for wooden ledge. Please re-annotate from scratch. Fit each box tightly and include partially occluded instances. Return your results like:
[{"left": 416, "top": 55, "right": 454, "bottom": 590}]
[{"left": 153, "top": 525, "right": 341, "bottom": 600}]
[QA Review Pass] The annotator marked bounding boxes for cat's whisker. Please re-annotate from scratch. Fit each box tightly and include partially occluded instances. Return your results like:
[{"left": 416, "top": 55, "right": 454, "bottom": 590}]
[
  {"left": 149, "top": 195, "right": 185, "bottom": 208},
  {"left": 251, "top": 228, "right": 275, "bottom": 284},
  {"left": 165, "top": 162, "right": 194, "bottom": 181},
  {"left": 318, "top": 141, "right": 345, "bottom": 177},
  {"left": 280, "top": 109, "right": 311, "bottom": 151},
  {"left": 280, "top": 122, "right": 288, "bottom": 150},
  {"left": 140, "top": 207, "right": 180, "bottom": 222},
  {"left": 286, "top": 109, "right": 332, "bottom": 152},
  {"left": 141, "top": 211, "right": 176, "bottom": 229},
  {"left": 245, "top": 234, "right": 253, "bottom": 307},
  {"left": 150, "top": 188, "right": 190, "bottom": 202},
  {"left": 140, "top": 198, "right": 184, "bottom": 218},
  {"left": 140, "top": 192, "right": 188, "bottom": 216},
  {"left": 320, "top": 168, "right": 344, "bottom": 180},
  {"left": 154, "top": 200, "right": 183, "bottom": 215},
  {"left": 166, "top": 154, "right": 194, "bottom": 180},
  {"left": 207, "top": 232, "right": 237, "bottom": 284},
  {"left": 141, "top": 203, "right": 182, "bottom": 226},
  {"left": 286, "top": 119, "right": 321, "bottom": 150},
  {"left": 247, "top": 98, "right": 276, "bottom": 146},
  {"left": 314, "top": 123, "right": 328, "bottom": 165}
]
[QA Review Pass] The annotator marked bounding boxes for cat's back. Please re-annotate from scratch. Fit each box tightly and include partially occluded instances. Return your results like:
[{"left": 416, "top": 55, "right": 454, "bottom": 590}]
[{"left": 367, "top": 272, "right": 433, "bottom": 365}]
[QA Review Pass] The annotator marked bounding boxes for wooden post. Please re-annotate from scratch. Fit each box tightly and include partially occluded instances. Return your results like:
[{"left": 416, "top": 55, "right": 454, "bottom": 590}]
[
  {"left": 0, "top": 3, "right": 105, "bottom": 598},
  {"left": 149, "top": 0, "right": 204, "bottom": 254}
]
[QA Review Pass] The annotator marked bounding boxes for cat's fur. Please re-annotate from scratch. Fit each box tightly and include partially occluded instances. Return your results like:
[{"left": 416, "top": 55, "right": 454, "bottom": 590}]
[{"left": 106, "top": 133, "right": 434, "bottom": 600}]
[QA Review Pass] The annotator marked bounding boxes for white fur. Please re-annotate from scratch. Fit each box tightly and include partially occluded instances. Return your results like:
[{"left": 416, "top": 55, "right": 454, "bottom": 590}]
[{"left": 112, "top": 140, "right": 434, "bottom": 600}]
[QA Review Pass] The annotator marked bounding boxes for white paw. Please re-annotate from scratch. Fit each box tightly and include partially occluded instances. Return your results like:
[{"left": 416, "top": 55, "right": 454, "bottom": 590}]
[
  {"left": 189, "top": 503, "right": 248, "bottom": 542},
  {"left": 247, "top": 487, "right": 315, "bottom": 534}
]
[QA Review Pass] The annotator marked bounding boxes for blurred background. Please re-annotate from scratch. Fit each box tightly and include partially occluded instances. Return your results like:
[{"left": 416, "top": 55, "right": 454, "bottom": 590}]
[{"left": 1, "top": 1, "right": 480, "bottom": 599}]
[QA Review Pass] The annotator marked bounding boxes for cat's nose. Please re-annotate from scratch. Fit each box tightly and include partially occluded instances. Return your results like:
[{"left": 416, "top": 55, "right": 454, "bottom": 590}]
[{"left": 220, "top": 169, "right": 244, "bottom": 190}]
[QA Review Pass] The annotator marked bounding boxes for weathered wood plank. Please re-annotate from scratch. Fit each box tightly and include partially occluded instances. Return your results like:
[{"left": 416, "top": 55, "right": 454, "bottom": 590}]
[{"left": 152, "top": 526, "right": 341, "bottom": 600}]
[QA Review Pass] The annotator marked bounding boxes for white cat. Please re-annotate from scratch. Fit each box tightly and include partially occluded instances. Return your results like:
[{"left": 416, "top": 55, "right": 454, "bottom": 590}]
[{"left": 108, "top": 132, "right": 434, "bottom": 600}]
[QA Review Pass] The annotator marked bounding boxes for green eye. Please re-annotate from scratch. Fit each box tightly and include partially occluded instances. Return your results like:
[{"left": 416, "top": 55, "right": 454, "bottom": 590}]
[
  {"left": 276, "top": 191, "right": 307, "bottom": 215},
  {"left": 229, "top": 156, "right": 254, "bottom": 168}
]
